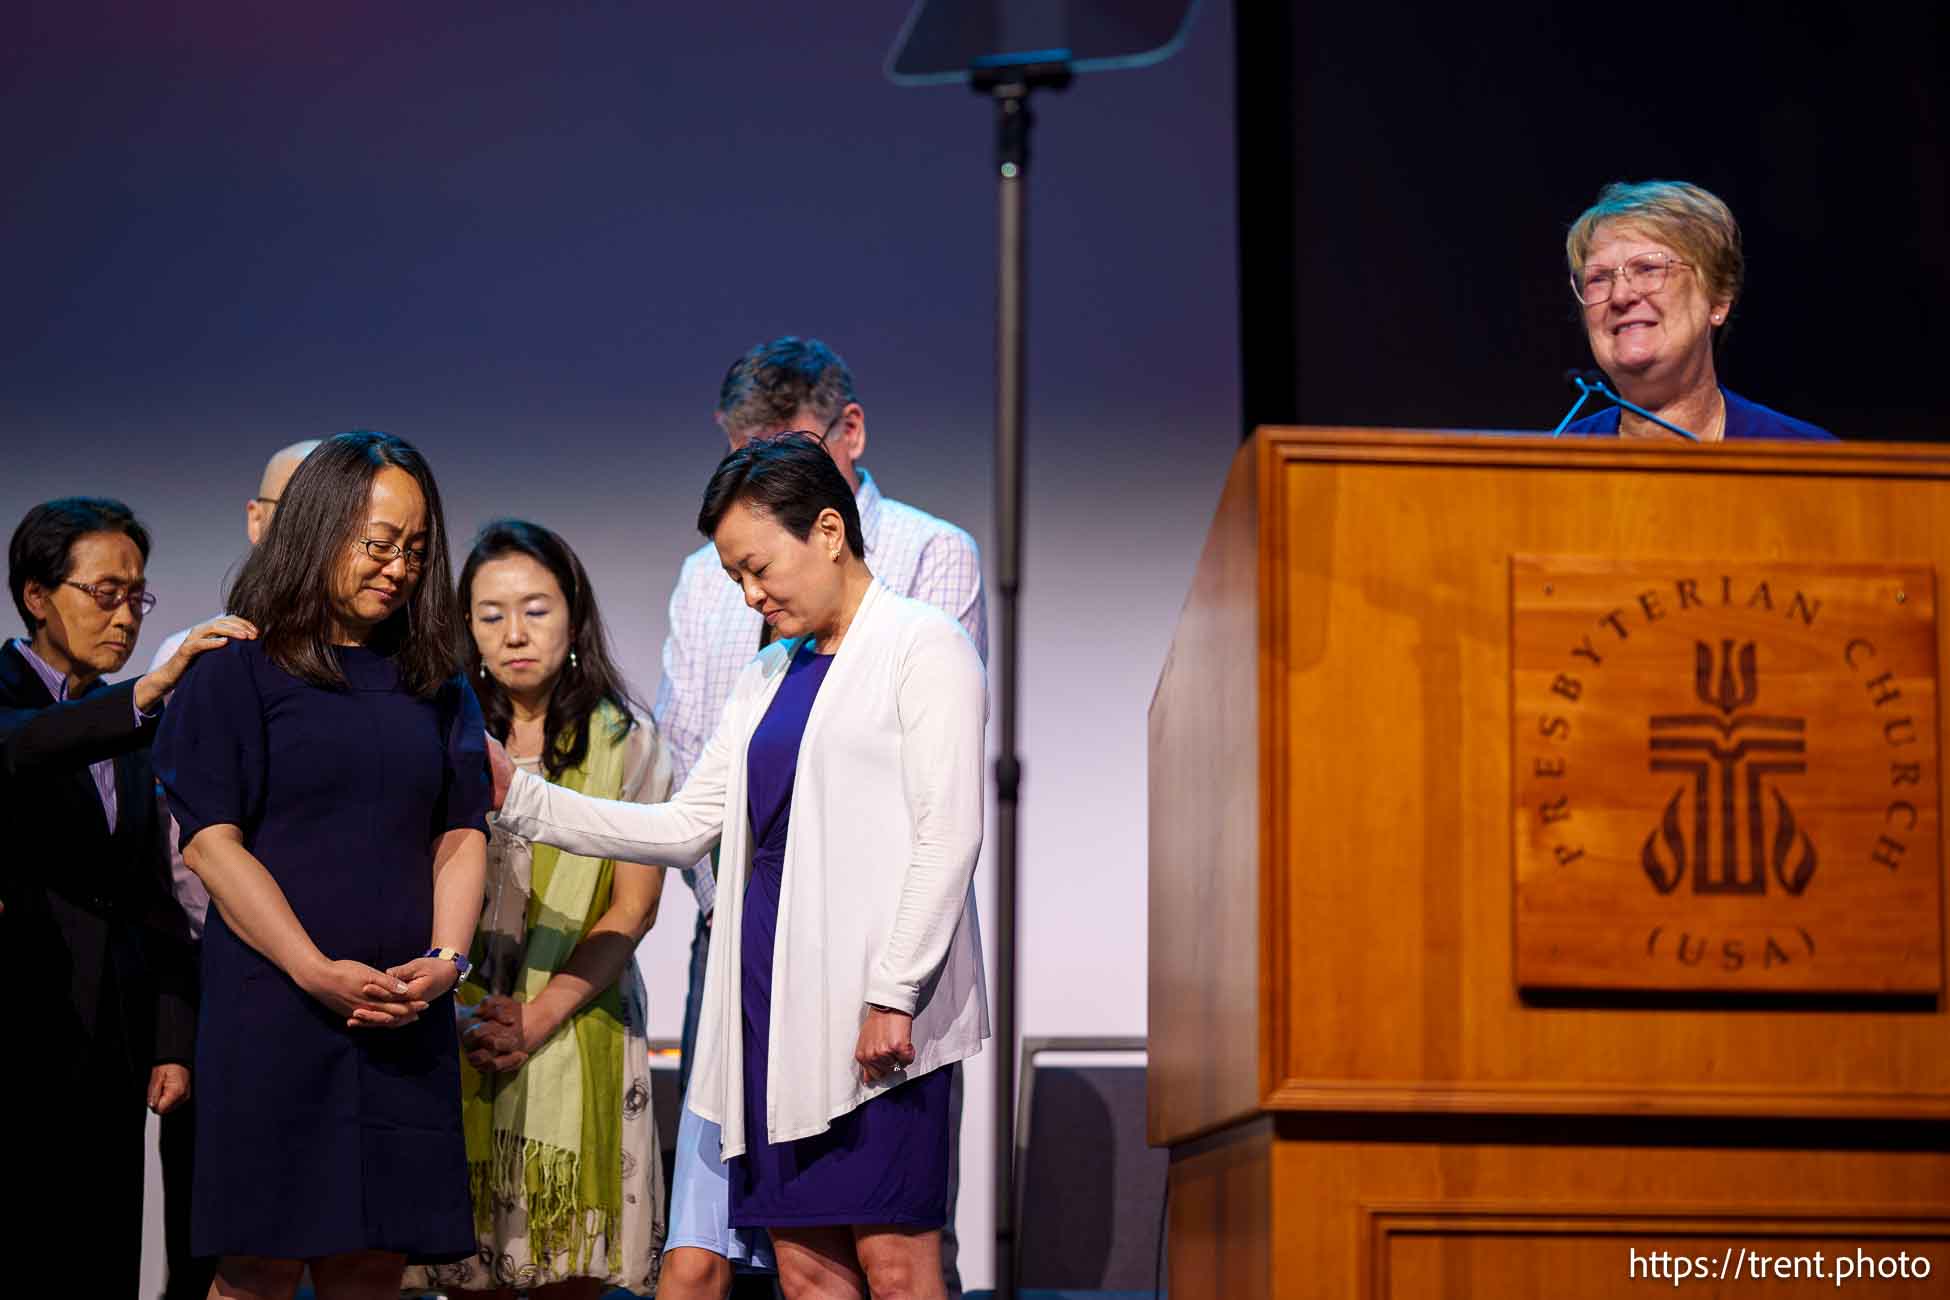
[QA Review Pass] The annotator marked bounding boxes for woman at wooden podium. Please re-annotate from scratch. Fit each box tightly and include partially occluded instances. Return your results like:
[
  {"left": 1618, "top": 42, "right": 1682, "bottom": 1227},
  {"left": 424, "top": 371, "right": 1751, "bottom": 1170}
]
[{"left": 1560, "top": 179, "right": 1837, "bottom": 441}]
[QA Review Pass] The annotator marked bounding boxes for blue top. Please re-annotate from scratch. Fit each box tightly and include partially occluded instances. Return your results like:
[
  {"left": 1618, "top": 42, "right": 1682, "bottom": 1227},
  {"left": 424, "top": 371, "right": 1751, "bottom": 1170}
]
[
  {"left": 1563, "top": 387, "right": 1837, "bottom": 441},
  {"left": 745, "top": 641, "right": 835, "bottom": 859}
]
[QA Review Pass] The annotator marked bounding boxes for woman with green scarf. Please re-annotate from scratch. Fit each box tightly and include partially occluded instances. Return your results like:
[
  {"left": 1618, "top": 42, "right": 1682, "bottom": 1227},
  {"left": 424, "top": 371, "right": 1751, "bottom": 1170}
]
[{"left": 413, "top": 519, "right": 671, "bottom": 1298}]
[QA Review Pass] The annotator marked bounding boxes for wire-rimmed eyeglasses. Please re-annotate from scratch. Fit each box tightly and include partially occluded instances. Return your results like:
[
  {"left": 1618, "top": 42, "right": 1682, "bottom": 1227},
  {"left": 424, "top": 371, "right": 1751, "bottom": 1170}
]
[
  {"left": 1572, "top": 251, "right": 1693, "bottom": 306},
  {"left": 65, "top": 581, "right": 158, "bottom": 616},
  {"left": 355, "top": 537, "right": 429, "bottom": 569}
]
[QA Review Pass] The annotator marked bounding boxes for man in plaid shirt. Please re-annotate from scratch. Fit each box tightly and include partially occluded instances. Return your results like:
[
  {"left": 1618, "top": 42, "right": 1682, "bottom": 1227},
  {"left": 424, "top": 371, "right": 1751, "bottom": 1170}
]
[{"left": 653, "top": 336, "right": 985, "bottom": 1298}]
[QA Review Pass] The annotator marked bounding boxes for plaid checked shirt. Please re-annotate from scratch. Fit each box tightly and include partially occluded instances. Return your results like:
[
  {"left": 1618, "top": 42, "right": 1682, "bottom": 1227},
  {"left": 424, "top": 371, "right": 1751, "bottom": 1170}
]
[{"left": 652, "top": 467, "right": 988, "bottom": 917}]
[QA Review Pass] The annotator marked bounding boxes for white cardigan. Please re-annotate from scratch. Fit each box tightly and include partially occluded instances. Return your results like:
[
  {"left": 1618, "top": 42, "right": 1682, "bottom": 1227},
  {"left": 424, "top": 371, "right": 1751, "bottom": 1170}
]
[{"left": 498, "top": 579, "right": 991, "bottom": 1156}]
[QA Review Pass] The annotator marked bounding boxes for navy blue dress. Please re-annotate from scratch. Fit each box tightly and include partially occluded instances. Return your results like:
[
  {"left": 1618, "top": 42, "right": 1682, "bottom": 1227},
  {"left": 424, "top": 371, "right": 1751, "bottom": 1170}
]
[
  {"left": 154, "top": 639, "right": 488, "bottom": 1261},
  {"left": 730, "top": 642, "right": 953, "bottom": 1230}
]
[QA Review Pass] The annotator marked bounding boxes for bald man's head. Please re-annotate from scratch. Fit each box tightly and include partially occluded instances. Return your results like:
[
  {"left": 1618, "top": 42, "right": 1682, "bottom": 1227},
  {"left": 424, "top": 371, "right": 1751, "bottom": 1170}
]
[{"left": 246, "top": 439, "right": 322, "bottom": 546}]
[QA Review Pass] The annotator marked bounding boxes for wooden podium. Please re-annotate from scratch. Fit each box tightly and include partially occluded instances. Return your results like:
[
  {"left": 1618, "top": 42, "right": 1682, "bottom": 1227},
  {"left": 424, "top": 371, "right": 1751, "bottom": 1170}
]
[{"left": 1148, "top": 429, "right": 1950, "bottom": 1298}]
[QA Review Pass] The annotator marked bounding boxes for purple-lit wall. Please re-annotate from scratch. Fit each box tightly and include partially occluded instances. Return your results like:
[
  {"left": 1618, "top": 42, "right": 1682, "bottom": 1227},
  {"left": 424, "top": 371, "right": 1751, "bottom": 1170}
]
[{"left": 3, "top": 2, "right": 1239, "bottom": 1288}]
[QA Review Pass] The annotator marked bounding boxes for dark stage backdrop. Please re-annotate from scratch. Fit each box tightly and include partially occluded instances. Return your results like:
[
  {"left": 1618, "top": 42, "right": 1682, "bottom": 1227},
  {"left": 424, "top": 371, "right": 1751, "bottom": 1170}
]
[
  {"left": 1, "top": 2, "right": 1239, "bottom": 1288},
  {"left": 1237, "top": 2, "right": 1950, "bottom": 439}
]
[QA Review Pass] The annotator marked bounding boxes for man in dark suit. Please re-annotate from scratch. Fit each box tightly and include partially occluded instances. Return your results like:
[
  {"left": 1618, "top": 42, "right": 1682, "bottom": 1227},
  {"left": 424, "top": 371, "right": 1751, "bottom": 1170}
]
[{"left": 0, "top": 497, "right": 254, "bottom": 1296}]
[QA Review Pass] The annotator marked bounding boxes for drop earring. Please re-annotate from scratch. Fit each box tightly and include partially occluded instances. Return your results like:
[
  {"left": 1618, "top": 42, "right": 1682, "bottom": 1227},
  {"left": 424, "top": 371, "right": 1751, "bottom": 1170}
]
[{"left": 569, "top": 650, "right": 579, "bottom": 671}]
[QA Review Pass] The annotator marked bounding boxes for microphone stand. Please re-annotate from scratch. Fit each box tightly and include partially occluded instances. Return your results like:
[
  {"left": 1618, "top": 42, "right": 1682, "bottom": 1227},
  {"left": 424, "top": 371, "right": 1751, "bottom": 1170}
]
[
  {"left": 1549, "top": 379, "right": 1596, "bottom": 435},
  {"left": 1551, "top": 372, "right": 1700, "bottom": 441},
  {"left": 971, "top": 51, "right": 1070, "bottom": 1300}
]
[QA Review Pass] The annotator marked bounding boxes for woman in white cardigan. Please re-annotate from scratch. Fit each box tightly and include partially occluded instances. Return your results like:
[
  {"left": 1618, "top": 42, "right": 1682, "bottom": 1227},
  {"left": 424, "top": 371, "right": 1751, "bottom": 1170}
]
[{"left": 487, "top": 436, "right": 989, "bottom": 1300}]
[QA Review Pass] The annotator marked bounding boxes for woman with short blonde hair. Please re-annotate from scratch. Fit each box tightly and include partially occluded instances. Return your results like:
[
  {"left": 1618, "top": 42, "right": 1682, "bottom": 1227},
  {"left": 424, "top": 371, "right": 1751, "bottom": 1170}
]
[{"left": 1560, "top": 180, "right": 1835, "bottom": 442}]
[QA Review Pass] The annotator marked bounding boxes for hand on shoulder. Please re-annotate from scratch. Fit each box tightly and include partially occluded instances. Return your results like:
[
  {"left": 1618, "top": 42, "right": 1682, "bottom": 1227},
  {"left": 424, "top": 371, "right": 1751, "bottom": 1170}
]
[{"left": 136, "top": 616, "right": 259, "bottom": 712}]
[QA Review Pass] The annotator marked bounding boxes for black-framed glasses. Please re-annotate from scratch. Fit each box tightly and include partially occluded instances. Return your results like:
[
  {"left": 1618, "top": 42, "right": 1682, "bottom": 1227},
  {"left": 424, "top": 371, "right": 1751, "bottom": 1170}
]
[
  {"left": 65, "top": 581, "right": 157, "bottom": 616},
  {"left": 356, "top": 537, "right": 429, "bottom": 568},
  {"left": 253, "top": 496, "right": 280, "bottom": 507},
  {"left": 1572, "top": 251, "right": 1692, "bottom": 305}
]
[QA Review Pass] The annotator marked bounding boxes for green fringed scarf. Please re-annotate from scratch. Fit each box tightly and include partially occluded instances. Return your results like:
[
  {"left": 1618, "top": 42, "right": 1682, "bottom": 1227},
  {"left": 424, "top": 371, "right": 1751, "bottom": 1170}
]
[{"left": 459, "top": 700, "right": 633, "bottom": 1275}]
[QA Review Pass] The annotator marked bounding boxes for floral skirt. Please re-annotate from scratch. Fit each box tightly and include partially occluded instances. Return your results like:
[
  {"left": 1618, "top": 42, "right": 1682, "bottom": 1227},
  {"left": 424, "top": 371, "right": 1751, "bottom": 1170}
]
[{"left": 404, "top": 969, "right": 666, "bottom": 1294}]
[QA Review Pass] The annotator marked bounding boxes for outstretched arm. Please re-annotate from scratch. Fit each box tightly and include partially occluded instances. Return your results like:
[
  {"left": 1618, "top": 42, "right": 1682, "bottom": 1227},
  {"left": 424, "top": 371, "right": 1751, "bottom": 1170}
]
[
  {"left": 1, "top": 684, "right": 149, "bottom": 774},
  {"left": 0, "top": 618, "right": 255, "bottom": 775},
  {"left": 467, "top": 721, "right": 675, "bottom": 1072},
  {"left": 496, "top": 764, "right": 722, "bottom": 868},
  {"left": 492, "top": 695, "right": 734, "bottom": 868}
]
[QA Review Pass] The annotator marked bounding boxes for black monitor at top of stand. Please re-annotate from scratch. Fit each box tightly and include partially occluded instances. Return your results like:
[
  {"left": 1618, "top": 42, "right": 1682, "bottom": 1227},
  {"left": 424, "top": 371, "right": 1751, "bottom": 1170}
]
[{"left": 886, "top": 0, "right": 1199, "bottom": 84}]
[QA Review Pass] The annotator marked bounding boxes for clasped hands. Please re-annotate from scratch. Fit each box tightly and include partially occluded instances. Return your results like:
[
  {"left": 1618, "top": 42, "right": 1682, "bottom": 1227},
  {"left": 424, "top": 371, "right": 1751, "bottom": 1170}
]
[
  {"left": 460, "top": 994, "right": 534, "bottom": 1074},
  {"left": 300, "top": 954, "right": 461, "bottom": 1031}
]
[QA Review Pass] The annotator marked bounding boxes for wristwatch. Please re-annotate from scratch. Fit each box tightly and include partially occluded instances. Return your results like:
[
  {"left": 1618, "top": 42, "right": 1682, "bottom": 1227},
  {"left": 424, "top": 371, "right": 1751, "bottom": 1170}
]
[{"left": 424, "top": 947, "right": 473, "bottom": 981}]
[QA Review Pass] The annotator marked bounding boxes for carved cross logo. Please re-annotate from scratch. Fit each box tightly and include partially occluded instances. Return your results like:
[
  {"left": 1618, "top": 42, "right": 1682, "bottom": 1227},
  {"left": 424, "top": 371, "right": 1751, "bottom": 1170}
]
[{"left": 1642, "top": 639, "right": 1818, "bottom": 896}]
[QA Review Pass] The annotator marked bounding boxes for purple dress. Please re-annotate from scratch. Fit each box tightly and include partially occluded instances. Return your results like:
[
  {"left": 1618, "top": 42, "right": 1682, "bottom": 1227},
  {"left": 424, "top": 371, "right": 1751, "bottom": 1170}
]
[{"left": 730, "top": 641, "right": 953, "bottom": 1230}]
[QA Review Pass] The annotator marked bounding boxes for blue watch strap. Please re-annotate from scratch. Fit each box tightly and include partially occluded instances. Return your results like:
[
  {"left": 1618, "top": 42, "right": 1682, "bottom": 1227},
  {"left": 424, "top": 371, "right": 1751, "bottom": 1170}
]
[{"left": 425, "top": 946, "right": 472, "bottom": 980}]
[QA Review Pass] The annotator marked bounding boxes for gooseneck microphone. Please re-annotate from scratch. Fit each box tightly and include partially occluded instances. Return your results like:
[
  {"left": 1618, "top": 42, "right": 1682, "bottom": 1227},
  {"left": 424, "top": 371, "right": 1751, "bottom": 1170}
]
[
  {"left": 1550, "top": 369, "right": 1700, "bottom": 441},
  {"left": 1550, "top": 370, "right": 1599, "bottom": 435}
]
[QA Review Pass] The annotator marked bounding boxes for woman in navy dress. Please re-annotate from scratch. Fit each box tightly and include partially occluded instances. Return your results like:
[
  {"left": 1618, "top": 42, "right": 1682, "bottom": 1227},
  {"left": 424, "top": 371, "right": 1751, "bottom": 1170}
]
[
  {"left": 155, "top": 431, "right": 490, "bottom": 1300},
  {"left": 488, "top": 436, "right": 989, "bottom": 1300}
]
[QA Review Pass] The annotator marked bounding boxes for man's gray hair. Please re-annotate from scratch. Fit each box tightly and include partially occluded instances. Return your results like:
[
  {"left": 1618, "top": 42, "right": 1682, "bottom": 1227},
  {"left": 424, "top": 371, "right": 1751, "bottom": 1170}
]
[{"left": 716, "top": 336, "right": 858, "bottom": 434}]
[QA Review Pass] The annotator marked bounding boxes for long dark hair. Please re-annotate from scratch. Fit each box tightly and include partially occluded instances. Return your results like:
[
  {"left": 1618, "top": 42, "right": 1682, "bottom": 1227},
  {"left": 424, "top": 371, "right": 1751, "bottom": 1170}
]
[
  {"left": 227, "top": 431, "right": 460, "bottom": 697},
  {"left": 457, "top": 519, "right": 639, "bottom": 780}
]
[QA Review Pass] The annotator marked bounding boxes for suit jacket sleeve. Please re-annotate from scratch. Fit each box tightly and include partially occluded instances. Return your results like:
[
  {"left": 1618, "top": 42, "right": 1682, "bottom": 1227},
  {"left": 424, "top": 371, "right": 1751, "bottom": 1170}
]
[
  {"left": 0, "top": 678, "right": 157, "bottom": 776},
  {"left": 145, "top": 893, "right": 198, "bottom": 1066}
]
